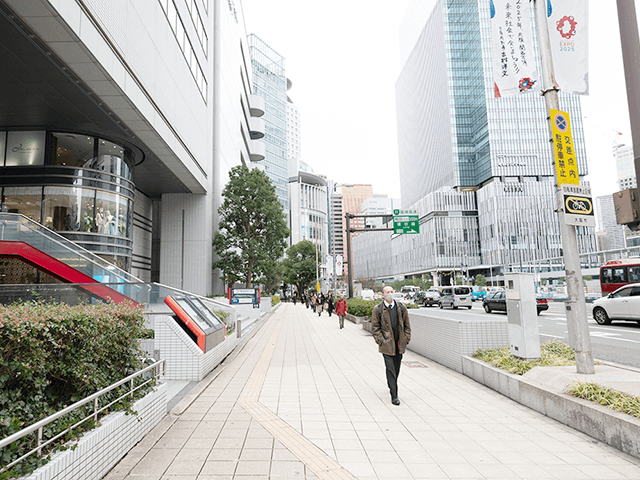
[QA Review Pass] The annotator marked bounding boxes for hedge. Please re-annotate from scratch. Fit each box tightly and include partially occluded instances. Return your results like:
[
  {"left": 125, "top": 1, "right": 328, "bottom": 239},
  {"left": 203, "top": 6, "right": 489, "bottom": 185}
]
[
  {"left": 345, "top": 299, "right": 418, "bottom": 318},
  {"left": 0, "top": 301, "right": 150, "bottom": 479}
]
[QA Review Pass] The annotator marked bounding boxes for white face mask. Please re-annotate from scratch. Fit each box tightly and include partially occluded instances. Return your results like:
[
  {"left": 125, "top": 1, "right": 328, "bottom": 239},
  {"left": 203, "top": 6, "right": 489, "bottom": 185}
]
[{"left": 384, "top": 293, "right": 394, "bottom": 303}]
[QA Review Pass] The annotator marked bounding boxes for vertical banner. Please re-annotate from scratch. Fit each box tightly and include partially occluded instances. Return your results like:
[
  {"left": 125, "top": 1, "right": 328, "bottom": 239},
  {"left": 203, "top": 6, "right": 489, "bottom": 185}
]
[
  {"left": 550, "top": 109, "right": 580, "bottom": 185},
  {"left": 326, "top": 254, "right": 334, "bottom": 276},
  {"left": 547, "top": 0, "right": 589, "bottom": 95},
  {"left": 335, "top": 255, "right": 343, "bottom": 276},
  {"left": 491, "top": 0, "right": 539, "bottom": 97}
]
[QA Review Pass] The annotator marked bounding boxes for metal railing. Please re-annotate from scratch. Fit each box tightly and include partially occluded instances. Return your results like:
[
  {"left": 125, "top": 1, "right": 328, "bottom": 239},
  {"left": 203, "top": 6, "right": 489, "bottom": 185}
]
[{"left": 0, "top": 359, "right": 166, "bottom": 475}]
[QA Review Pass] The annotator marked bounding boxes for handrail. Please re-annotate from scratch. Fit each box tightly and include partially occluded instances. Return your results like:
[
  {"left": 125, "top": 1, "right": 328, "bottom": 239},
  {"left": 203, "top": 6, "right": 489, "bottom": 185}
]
[{"left": 0, "top": 359, "right": 166, "bottom": 474}]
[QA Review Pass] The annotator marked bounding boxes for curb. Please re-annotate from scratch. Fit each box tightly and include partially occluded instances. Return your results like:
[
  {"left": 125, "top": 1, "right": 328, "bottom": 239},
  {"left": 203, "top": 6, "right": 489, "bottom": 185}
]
[{"left": 462, "top": 355, "right": 640, "bottom": 460}]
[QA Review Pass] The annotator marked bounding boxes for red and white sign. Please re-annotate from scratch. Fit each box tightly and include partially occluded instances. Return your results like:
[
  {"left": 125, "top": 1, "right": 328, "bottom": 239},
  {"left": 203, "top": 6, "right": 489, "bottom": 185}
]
[{"left": 335, "top": 255, "right": 343, "bottom": 276}]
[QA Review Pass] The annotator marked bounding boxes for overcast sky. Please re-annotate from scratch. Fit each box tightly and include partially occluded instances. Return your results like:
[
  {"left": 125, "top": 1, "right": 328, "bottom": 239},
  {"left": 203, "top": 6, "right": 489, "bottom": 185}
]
[{"left": 240, "top": 0, "right": 637, "bottom": 203}]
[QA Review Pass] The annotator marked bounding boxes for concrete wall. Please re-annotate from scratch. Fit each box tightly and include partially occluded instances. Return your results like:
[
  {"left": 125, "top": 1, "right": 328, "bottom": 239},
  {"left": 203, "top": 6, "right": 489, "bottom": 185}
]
[{"left": 407, "top": 311, "right": 509, "bottom": 372}]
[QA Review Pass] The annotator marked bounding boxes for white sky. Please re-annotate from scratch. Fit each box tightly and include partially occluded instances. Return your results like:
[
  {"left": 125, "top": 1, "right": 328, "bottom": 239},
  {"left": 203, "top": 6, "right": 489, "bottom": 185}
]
[{"left": 241, "top": 0, "right": 637, "bottom": 202}]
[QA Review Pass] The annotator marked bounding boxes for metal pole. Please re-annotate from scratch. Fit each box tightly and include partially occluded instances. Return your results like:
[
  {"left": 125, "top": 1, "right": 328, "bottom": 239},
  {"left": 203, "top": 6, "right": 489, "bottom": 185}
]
[
  {"left": 533, "top": 0, "right": 594, "bottom": 374},
  {"left": 617, "top": 0, "right": 640, "bottom": 184},
  {"left": 346, "top": 213, "right": 353, "bottom": 298}
]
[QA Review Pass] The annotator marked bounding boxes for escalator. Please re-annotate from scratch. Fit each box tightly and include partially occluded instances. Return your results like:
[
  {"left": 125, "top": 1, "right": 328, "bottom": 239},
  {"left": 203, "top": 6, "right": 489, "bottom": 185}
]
[{"left": 0, "top": 213, "right": 140, "bottom": 304}]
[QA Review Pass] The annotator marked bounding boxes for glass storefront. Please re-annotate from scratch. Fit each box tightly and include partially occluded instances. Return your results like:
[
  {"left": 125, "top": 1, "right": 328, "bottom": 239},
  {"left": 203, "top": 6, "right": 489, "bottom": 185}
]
[
  {"left": 0, "top": 130, "right": 136, "bottom": 271},
  {"left": 2, "top": 187, "right": 43, "bottom": 223}
]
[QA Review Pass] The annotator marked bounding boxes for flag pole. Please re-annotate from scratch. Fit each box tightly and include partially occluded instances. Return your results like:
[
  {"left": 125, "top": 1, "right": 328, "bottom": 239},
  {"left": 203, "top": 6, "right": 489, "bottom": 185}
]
[{"left": 533, "top": 0, "right": 594, "bottom": 374}]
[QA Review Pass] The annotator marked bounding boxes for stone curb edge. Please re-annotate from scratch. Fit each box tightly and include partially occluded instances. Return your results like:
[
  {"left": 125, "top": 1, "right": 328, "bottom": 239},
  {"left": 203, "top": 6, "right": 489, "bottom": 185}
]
[{"left": 462, "top": 355, "right": 640, "bottom": 460}]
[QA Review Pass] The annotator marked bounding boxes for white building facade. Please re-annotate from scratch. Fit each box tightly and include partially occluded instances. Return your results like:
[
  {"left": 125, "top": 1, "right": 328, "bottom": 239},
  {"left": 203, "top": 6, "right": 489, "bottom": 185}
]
[
  {"left": 596, "top": 195, "right": 626, "bottom": 251},
  {"left": 353, "top": 0, "right": 596, "bottom": 285},
  {"left": 0, "top": 0, "right": 265, "bottom": 295}
]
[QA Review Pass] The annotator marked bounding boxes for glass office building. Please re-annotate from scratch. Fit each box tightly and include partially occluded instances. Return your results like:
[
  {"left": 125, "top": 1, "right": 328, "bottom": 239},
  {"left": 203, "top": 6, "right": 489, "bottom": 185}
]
[
  {"left": 248, "top": 35, "right": 289, "bottom": 221},
  {"left": 353, "top": 0, "right": 596, "bottom": 284}
]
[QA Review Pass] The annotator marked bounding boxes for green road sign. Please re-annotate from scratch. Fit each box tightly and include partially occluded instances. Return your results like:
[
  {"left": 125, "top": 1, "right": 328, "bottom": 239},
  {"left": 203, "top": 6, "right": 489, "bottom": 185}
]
[{"left": 393, "top": 209, "right": 419, "bottom": 234}]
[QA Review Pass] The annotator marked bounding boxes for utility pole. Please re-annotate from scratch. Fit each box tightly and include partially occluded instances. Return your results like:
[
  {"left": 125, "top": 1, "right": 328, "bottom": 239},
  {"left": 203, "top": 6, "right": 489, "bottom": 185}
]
[
  {"left": 617, "top": 0, "right": 640, "bottom": 182},
  {"left": 533, "top": 0, "right": 594, "bottom": 374}
]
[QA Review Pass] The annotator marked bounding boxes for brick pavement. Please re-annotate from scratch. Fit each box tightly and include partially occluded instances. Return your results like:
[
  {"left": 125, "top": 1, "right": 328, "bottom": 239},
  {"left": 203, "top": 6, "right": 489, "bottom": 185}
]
[{"left": 106, "top": 303, "right": 640, "bottom": 480}]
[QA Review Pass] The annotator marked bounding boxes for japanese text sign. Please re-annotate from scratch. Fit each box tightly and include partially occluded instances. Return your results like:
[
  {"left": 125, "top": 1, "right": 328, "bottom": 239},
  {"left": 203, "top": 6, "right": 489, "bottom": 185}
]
[{"left": 550, "top": 109, "right": 579, "bottom": 185}]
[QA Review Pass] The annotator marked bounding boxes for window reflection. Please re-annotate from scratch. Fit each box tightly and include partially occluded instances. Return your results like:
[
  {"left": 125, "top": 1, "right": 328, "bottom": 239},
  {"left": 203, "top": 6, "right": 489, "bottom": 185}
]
[
  {"left": 2, "top": 187, "right": 43, "bottom": 222},
  {"left": 51, "top": 133, "right": 95, "bottom": 167},
  {"left": 42, "top": 187, "right": 95, "bottom": 233},
  {"left": 95, "top": 191, "right": 131, "bottom": 237}
]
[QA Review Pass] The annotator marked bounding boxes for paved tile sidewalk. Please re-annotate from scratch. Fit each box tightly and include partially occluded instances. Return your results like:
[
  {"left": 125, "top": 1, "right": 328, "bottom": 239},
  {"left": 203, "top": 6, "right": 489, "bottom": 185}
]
[{"left": 106, "top": 303, "right": 640, "bottom": 479}]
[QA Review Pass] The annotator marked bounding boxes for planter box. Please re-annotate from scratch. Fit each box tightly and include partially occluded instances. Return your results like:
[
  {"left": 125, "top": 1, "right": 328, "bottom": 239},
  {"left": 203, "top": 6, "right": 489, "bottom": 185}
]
[
  {"left": 462, "top": 356, "right": 640, "bottom": 461},
  {"left": 345, "top": 313, "right": 367, "bottom": 325},
  {"left": 362, "top": 320, "right": 372, "bottom": 332},
  {"left": 407, "top": 312, "right": 509, "bottom": 373},
  {"left": 25, "top": 383, "right": 167, "bottom": 480}
]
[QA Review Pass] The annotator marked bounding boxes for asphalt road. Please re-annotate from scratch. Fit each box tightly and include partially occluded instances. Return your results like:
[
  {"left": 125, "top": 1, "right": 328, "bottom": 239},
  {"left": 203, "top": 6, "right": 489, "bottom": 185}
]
[{"left": 414, "top": 300, "right": 640, "bottom": 369}]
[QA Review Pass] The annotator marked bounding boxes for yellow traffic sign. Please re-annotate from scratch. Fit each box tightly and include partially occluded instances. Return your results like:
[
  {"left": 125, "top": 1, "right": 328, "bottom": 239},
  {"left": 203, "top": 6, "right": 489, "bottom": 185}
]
[{"left": 550, "top": 109, "right": 579, "bottom": 185}]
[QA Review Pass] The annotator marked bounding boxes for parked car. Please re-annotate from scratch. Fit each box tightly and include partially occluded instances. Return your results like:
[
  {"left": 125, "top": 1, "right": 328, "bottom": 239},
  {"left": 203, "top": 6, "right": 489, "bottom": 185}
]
[
  {"left": 482, "top": 290, "right": 549, "bottom": 315},
  {"left": 415, "top": 290, "right": 440, "bottom": 307},
  {"left": 439, "top": 286, "right": 472, "bottom": 309},
  {"left": 591, "top": 283, "right": 640, "bottom": 325}
]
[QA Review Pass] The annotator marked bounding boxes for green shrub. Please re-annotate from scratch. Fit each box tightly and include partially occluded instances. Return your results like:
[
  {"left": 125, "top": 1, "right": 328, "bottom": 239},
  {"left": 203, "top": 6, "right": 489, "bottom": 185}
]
[
  {"left": 345, "top": 299, "right": 418, "bottom": 318},
  {"left": 0, "top": 301, "right": 149, "bottom": 478},
  {"left": 473, "top": 339, "right": 576, "bottom": 375},
  {"left": 345, "top": 299, "right": 379, "bottom": 318},
  {"left": 272, "top": 295, "right": 280, "bottom": 306}
]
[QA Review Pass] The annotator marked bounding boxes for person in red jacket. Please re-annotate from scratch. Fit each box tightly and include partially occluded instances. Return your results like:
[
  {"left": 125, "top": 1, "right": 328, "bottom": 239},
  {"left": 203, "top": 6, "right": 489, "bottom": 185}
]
[{"left": 335, "top": 294, "right": 348, "bottom": 329}]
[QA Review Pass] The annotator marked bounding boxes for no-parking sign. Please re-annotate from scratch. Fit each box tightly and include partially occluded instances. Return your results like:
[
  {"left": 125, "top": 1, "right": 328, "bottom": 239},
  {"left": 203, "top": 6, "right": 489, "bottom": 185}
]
[{"left": 550, "top": 109, "right": 579, "bottom": 186}]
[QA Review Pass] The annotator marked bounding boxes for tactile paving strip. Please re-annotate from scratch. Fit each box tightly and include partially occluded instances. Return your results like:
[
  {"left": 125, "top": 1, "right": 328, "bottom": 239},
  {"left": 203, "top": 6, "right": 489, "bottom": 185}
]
[{"left": 238, "top": 322, "right": 358, "bottom": 480}]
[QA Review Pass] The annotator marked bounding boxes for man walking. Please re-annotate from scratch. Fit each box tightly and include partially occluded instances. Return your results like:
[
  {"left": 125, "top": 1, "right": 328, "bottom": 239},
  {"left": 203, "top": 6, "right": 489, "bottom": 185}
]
[{"left": 371, "top": 286, "right": 411, "bottom": 405}]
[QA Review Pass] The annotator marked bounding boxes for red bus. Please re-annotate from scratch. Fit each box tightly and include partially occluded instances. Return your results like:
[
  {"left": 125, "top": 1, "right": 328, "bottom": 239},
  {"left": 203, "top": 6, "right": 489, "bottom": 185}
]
[{"left": 600, "top": 259, "right": 640, "bottom": 294}]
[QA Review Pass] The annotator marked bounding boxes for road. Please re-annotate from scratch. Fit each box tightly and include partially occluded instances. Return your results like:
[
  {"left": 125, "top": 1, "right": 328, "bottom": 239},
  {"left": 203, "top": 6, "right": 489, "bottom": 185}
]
[{"left": 414, "top": 300, "right": 640, "bottom": 369}]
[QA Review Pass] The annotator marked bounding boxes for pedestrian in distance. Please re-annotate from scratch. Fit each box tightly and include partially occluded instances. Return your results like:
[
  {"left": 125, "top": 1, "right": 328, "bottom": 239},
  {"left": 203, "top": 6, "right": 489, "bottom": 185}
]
[
  {"left": 293, "top": 292, "right": 297, "bottom": 306},
  {"left": 327, "top": 293, "right": 335, "bottom": 317},
  {"left": 371, "top": 286, "right": 411, "bottom": 406},
  {"left": 304, "top": 292, "right": 309, "bottom": 309},
  {"left": 335, "top": 294, "right": 347, "bottom": 329},
  {"left": 316, "top": 294, "right": 323, "bottom": 316}
]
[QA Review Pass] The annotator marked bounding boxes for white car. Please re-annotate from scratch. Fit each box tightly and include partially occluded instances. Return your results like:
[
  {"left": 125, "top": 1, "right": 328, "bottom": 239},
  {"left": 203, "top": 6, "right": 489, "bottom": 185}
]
[{"left": 592, "top": 283, "right": 640, "bottom": 325}]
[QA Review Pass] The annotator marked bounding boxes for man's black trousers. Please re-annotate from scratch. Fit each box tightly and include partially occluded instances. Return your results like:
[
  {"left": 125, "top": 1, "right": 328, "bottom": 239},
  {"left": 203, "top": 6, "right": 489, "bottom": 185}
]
[{"left": 383, "top": 353, "right": 403, "bottom": 399}]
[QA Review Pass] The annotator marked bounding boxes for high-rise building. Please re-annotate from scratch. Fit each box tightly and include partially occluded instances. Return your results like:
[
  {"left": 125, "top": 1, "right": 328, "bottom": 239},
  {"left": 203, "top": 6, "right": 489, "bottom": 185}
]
[
  {"left": 352, "top": 0, "right": 596, "bottom": 285},
  {"left": 248, "top": 34, "right": 289, "bottom": 222},
  {"left": 329, "top": 182, "right": 344, "bottom": 258},
  {"left": 613, "top": 144, "right": 640, "bottom": 247},
  {"left": 0, "top": 0, "right": 265, "bottom": 295},
  {"left": 596, "top": 195, "right": 626, "bottom": 251},
  {"left": 615, "top": 144, "right": 637, "bottom": 191}
]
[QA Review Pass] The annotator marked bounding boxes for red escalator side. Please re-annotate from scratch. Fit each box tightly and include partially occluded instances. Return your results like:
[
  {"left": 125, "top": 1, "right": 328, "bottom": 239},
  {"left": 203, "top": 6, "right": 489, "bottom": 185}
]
[{"left": 0, "top": 241, "right": 136, "bottom": 305}]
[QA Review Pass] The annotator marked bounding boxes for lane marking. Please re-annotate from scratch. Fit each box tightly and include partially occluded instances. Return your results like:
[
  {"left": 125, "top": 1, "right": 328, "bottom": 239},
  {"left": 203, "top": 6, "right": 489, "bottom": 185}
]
[{"left": 237, "top": 311, "right": 358, "bottom": 480}]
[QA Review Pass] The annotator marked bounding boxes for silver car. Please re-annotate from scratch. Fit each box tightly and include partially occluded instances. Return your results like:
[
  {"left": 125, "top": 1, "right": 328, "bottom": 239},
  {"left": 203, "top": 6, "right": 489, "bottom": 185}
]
[{"left": 592, "top": 283, "right": 640, "bottom": 325}]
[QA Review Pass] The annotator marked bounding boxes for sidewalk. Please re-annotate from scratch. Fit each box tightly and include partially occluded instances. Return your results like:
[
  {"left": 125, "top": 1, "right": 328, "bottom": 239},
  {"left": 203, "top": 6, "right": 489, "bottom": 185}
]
[{"left": 106, "top": 303, "right": 640, "bottom": 480}]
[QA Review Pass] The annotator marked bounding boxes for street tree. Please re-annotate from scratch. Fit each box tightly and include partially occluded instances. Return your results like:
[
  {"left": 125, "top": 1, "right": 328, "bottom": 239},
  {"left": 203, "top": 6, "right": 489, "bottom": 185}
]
[
  {"left": 474, "top": 274, "right": 487, "bottom": 286},
  {"left": 282, "top": 240, "right": 317, "bottom": 295},
  {"left": 213, "top": 165, "right": 290, "bottom": 288}
]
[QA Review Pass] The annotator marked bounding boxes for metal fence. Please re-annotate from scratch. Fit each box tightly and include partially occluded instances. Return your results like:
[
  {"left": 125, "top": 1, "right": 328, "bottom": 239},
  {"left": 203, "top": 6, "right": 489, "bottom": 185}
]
[{"left": 0, "top": 359, "right": 166, "bottom": 475}]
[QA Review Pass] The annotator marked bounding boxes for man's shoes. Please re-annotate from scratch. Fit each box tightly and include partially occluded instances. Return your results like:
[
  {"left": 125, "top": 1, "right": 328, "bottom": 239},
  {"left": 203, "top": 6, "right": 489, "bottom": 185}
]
[{"left": 391, "top": 397, "right": 400, "bottom": 406}]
